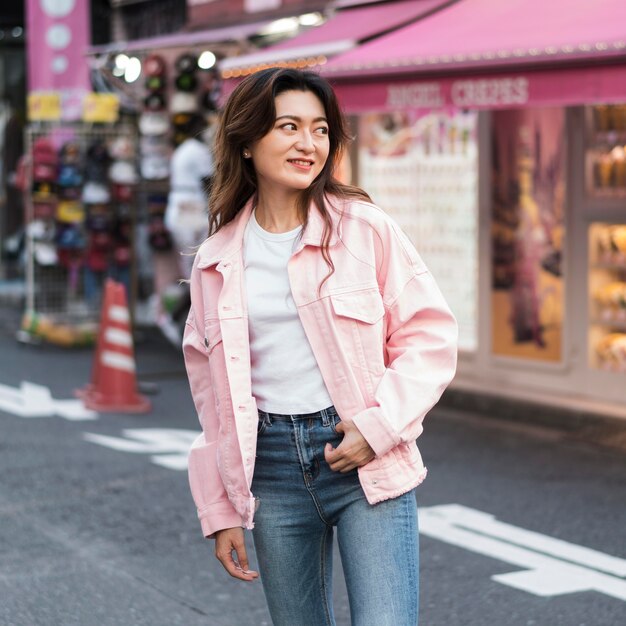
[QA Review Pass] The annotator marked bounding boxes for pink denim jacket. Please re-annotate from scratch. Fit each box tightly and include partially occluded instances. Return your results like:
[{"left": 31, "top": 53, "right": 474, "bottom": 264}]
[{"left": 183, "top": 195, "right": 458, "bottom": 537}]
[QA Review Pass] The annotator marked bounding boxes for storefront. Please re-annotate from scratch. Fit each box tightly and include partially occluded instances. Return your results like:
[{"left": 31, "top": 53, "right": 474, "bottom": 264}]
[
  {"left": 212, "top": 0, "right": 625, "bottom": 417},
  {"left": 314, "top": 0, "right": 626, "bottom": 418}
]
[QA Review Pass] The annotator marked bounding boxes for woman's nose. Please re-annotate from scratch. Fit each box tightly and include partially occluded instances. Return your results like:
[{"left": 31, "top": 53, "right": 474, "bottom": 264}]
[{"left": 296, "top": 132, "right": 315, "bottom": 152}]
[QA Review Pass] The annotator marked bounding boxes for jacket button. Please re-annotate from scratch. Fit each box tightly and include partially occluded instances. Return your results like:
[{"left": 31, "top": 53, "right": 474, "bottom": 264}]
[
  {"left": 372, "top": 480, "right": 378, "bottom": 485},
  {"left": 229, "top": 355, "right": 239, "bottom": 361}
]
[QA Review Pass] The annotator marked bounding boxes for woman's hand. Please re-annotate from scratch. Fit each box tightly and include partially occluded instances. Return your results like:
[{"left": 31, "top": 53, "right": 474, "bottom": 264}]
[
  {"left": 214, "top": 527, "right": 259, "bottom": 582},
  {"left": 324, "top": 420, "right": 375, "bottom": 473}
]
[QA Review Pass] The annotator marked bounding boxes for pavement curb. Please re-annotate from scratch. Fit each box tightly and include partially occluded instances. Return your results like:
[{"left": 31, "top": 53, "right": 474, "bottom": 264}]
[{"left": 438, "top": 388, "right": 626, "bottom": 452}]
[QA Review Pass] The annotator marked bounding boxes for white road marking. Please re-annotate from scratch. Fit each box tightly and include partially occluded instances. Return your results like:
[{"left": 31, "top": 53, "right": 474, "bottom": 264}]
[
  {"left": 0, "top": 381, "right": 98, "bottom": 421},
  {"left": 420, "top": 504, "right": 626, "bottom": 600},
  {"left": 83, "top": 428, "right": 198, "bottom": 470},
  {"left": 80, "top": 427, "right": 626, "bottom": 602}
]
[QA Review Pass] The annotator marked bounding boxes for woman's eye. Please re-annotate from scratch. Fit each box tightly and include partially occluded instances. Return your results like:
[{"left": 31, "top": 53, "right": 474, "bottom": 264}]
[
  {"left": 316, "top": 126, "right": 329, "bottom": 135},
  {"left": 281, "top": 123, "right": 297, "bottom": 131}
]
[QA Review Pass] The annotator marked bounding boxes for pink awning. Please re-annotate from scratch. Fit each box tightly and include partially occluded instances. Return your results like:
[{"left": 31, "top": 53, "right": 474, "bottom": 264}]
[
  {"left": 323, "top": 0, "right": 626, "bottom": 77},
  {"left": 220, "top": 0, "right": 453, "bottom": 74}
]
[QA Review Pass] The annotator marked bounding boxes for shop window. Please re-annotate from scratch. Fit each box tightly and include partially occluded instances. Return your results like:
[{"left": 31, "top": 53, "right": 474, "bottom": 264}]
[
  {"left": 491, "top": 108, "right": 565, "bottom": 363},
  {"left": 356, "top": 110, "right": 479, "bottom": 352}
]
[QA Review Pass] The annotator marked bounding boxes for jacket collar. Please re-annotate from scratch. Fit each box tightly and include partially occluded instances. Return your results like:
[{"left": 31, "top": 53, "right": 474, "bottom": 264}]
[{"left": 196, "top": 193, "right": 342, "bottom": 269}]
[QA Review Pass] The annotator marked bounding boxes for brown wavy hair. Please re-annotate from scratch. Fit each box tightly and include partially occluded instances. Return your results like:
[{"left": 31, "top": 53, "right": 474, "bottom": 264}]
[{"left": 208, "top": 68, "right": 370, "bottom": 280}]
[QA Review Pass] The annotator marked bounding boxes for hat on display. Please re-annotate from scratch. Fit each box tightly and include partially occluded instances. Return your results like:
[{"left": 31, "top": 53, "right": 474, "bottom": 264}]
[
  {"left": 144, "top": 54, "right": 166, "bottom": 77},
  {"left": 109, "top": 161, "right": 138, "bottom": 185},
  {"left": 146, "top": 193, "right": 168, "bottom": 212},
  {"left": 139, "top": 111, "right": 170, "bottom": 136},
  {"left": 175, "top": 53, "right": 197, "bottom": 74},
  {"left": 144, "top": 92, "right": 166, "bottom": 112},
  {"left": 58, "top": 185, "right": 82, "bottom": 201},
  {"left": 86, "top": 211, "right": 111, "bottom": 232},
  {"left": 90, "top": 230, "right": 113, "bottom": 250},
  {"left": 27, "top": 219, "right": 54, "bottom": 240},
  {"left": 113, "top": 244, "right": 131, "bottom": 267},
  {"left": 33, "top": 138, "right": 58, "bottom": 166},
  {"left": 56, "top": 200, "right": 85, "bottom": 224},
  {"left": 87, "top": 140, "right": 110, "bottom": 164},
  {"left": 109, "top": 137, "right": 136, "bottom": 161},
  {"left": 200, "top": 89, "right": 219, "bottom": 112},
  {"left": 60, "top": 142, "right": 81, "bottom": 165},
  {"left": 56, "top": 223, "right": 86, "bottom": 249},
  {"left": 140, "top": 155, "right": 170, "bottom": 180},
  {"left": 58, "top": 164, "right": 83, "bottom": 187},
  {"left": 175, "top": 72, "right": 197, "bottom": 93},
  {"left": 170, "top": 92, "right": 197, "bottom": 114},
  {"left": 82, "top": 181, "right": 111, "bottom": 204},
  {"left": 111, "top": 183, "right": 134, "bottom": 203},
  {"left": 140, "top": 135, "right": 170, "bottom": 157},
  {"left": 34, "top": 241, "right": 58, "bottom": 266},
  {"left": 32, "top": 181, "right": 57, "bottom": 201},
  {"left": 145, "top": 75, "right": 166, "bottom": 93},
  {"left": 148, "top": 214, "right": 172, "bottom": 251},
  {"left": 32, "top": 163, "right": 57, "bottom": 183},
  {"left": 33, "top": 200, "right": 57, "bottom": 220}
]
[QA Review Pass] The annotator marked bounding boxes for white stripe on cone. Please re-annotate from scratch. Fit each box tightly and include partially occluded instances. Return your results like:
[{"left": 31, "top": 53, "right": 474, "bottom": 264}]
[
  {"left": 104, "top": 327, "right": 133, "bottom": 348},
  {"left": 109, "top": 305, "right": 130, "bottom": 324},
  {"left": 101, "top": 350, "right": 136, "bottom": 373}
]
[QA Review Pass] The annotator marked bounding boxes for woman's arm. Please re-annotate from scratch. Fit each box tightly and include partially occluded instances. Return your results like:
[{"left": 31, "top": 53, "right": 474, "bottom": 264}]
[
  {"left": 184, "top": 263, "right": 243, "bottom": 538},
  {"left": 351, "top": 217, "right": 458, "bottom": 457}
]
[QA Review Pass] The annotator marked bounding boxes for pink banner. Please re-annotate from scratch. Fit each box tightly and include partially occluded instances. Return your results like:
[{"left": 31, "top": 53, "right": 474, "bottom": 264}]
[
  {"left": 27, "top": 0, "right": 91, "bottom": 118},
  {"left": 331, "top": 64, "right": 626, "bottom": 113}
]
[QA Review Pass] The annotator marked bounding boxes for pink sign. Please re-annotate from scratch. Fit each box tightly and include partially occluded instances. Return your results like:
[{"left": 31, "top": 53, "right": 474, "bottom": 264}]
[
  {"left": 331, "top": 64, "right": 626, "bottom": 113},
  {"left": 26, "top": 0, "right": 91, "bottom": 118}
]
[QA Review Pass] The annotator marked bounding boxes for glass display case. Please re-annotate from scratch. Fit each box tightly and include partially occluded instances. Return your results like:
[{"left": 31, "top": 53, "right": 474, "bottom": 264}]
[
  {"left": 585, "top": 105, "right": 626, "bottom": 198},
  {"left": 588, "top": 222, "right": 626, "bottom": 371}
]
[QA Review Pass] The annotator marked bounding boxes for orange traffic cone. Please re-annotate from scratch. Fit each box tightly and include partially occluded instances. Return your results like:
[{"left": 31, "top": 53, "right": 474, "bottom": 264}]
[
  {"left": 75, "top": 278, "right": 115, "bottom": 399},
  {"left": 76, "top": 280, "right": 150, "bottom": 413}
]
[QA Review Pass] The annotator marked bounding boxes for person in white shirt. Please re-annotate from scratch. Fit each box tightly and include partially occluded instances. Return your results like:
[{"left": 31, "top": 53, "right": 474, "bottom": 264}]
[{"left": 165, "top": 113, "right": 214, "bottom": 277}]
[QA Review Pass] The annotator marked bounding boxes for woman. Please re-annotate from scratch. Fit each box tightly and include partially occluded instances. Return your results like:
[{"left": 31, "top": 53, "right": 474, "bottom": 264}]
[{"left": 183, "top": 68, "right": 457, "bottom": 626}]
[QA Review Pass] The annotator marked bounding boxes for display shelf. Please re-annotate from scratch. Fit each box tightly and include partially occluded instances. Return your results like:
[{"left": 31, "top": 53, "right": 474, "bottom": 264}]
[
  {"left": 588, "top": 221, "right": 626, "bottom": 371},
  {"left": 585, "top": 105, "right": 626, "bottom": 198}
]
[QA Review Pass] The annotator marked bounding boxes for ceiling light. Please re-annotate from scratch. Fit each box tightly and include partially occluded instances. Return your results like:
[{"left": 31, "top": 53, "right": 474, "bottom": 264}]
[
  {"left": 124, "top": 57, "right": 141, "bottom": 83},
  {"left": 260, "top": 17, "right": 299, "bottom": 36},
  {"left": 298, "top": 13, "right": 323, "bottom": 27},
  {"left": 114, "top": 53, "right": 129, "bottom": 70},
  {"left": 198, "top": 50, "right": 216, "bottom": 70}
]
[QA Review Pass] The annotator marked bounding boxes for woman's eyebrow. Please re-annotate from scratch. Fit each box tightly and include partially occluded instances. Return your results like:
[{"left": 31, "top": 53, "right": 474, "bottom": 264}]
[{"left": 275, "top": 114, "right": 328, "bottom": 123}]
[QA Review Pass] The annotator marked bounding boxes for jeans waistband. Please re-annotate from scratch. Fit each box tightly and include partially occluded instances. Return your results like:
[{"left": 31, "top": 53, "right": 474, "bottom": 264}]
[{"left": 257, "top": 405, "right": 337, "bottom": 423}]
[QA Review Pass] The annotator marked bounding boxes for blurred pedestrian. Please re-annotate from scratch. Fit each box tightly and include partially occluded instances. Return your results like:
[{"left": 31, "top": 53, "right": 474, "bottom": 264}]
[
  {"left": 158, "top": 113, "right": 214, "bottom": 344},
  {"left": 165, "top": 112, "right": 214, "bottom": 277},
  {"left": 183, "top": 68, "right": 458, "bottom": 626}
]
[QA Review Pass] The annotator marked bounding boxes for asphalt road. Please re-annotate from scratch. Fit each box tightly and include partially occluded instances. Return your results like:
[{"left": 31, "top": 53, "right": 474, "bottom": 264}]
[{"left": 0, "top": 330, "right": 624, "bottom": 626}]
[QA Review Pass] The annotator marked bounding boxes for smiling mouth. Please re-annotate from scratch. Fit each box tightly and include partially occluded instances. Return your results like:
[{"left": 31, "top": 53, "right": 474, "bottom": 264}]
[{"left": 288, "top": 159, "right": 314, "bottom": 168}]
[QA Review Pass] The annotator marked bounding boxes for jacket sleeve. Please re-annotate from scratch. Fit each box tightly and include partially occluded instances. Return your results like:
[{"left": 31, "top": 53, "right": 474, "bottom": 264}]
[
  {"left": 351, "top": 219, "right": 458, "bottom": 458},
  {"left": 184, "top": 260, "right": 243, "bottom": 538}
]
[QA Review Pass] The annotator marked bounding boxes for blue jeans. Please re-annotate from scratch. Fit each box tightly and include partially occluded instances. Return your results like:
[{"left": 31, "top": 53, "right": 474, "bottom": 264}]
[{"left": 251, "top": 406, "right": 419, "bottom": 626}]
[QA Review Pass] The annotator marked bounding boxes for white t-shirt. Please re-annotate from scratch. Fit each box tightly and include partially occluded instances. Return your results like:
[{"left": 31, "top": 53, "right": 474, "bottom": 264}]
[
  {"left": 243, "top": 211, "right": 333, "bottom": 414},
  {"left": 165, "top": 138, "right": 214, "bottom": 229}
]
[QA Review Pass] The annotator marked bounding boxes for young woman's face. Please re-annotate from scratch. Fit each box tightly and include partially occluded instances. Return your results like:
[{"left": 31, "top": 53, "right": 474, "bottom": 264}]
[{"left": 248, "top": 89, "right": 330, "bottom": 195}]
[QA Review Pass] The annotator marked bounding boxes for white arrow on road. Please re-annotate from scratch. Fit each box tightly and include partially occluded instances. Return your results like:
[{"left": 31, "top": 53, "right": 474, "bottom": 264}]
[
  {"left": 0, "top": 381, "right": 98, "bottom": 421},
  {"left": 83, "top": 428, "right": 199, "bottom": 470},
  {"left": 420, "top": 504, "right": 626, "bottom": 601}
]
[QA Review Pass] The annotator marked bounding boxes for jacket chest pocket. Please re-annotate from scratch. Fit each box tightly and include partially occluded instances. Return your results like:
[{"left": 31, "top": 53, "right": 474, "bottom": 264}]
[{"left": 329, "top": 287, "right": 386, "bottom": 376}]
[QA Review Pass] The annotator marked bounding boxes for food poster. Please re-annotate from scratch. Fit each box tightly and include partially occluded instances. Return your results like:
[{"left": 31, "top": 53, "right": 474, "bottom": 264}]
[
  {"left": 491, "top": 108, "right": 565, "bottom": 362},
  {"left": 357, "top": 110, "right": 479, "bottom": 352}
]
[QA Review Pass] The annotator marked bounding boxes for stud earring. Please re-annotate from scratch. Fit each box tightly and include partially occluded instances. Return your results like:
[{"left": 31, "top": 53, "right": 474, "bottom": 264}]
[{"left": 243, "top": 150, "right": 251, "bottom": 158}]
